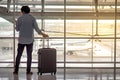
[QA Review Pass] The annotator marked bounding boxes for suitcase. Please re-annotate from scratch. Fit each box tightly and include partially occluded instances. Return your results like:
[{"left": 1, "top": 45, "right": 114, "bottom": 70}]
[{"left": 37, "top": 38, "right": 56, "bottom": 75}]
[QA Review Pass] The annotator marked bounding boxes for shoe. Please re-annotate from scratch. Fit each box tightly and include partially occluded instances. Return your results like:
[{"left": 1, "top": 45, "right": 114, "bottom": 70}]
[
  {"left": 26, "top": 72, "right": 33, "bottom": 75},
  {"left": 13, "top": 71, "right": 18, "bottom": 75}
]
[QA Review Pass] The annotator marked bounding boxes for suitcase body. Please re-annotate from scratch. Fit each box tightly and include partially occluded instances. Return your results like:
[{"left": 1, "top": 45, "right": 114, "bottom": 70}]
[{"left": 37, "top": 48, "right": 56, "bottom": 75}]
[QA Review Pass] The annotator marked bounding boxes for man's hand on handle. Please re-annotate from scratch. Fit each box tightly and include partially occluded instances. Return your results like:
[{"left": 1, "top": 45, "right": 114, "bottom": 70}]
[{"left": 42, "top": 33, "right": 49, "bottom": 38}]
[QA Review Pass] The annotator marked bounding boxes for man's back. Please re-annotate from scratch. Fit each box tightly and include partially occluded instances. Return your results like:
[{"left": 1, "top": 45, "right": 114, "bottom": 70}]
[{"left": 16, "top": 14, "right": 35, "bottom": 44}]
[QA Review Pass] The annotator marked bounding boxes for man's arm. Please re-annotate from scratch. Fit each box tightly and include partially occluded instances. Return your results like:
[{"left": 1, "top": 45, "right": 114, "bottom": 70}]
[
  {"left": 15, "top": 18, "right": 21, "bottom": 31},
  {"left": 33, "top": 19, "right": 48, "bottom": 37}
]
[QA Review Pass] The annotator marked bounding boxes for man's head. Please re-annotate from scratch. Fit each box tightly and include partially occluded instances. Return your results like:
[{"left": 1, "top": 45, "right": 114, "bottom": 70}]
[{"left": 21, "top": 6, "right": 30, "bottom": 14}]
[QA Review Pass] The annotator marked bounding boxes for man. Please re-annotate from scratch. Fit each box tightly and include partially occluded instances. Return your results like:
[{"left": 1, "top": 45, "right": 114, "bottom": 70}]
[{"left": 13, "top": 6, "right": 48, "bottom": 75}]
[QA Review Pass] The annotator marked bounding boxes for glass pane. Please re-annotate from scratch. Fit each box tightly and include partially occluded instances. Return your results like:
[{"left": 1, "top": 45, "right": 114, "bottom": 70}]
[
  {"left": 117, "top": 20, "right": 120, "bottom": 37},
  {"left": 66, "top": 20, "right": 92, "bottom": 37},
  {"left": 66, "top": 39, "right": 92, "bottom": 62},
  {"left": 0, "top": 17, "right": 13, "bottom": 37},
  {"left": 93, "top": 39, "right": 114, "bottom": 62},
  {"left": 0, "top": 16, "right": 13, "bottom": 67},
  {"left": 44, "top": 20, "right": 64, "bottom": 37},
  {"left": 0, "top": 39, "right": 13, "bottom": 67},
  {"left": 15, "top": 0, "right": 42, "bottom": 12},
  {"left": 94, "top": 20, "right": 114, "bottom": 37},
  {"left": 116, "top": 40, "right": 120, "bottom": 80}
]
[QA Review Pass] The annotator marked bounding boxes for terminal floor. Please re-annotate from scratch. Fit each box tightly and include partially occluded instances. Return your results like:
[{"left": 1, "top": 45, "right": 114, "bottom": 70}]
[{"left": 0, "top": 68, "right": 119, "bottom": 80}]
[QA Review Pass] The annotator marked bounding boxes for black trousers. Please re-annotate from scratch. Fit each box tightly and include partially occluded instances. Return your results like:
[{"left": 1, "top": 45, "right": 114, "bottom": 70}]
[{"left": 14, "top": 43, "right": 33, "bottom": 72}]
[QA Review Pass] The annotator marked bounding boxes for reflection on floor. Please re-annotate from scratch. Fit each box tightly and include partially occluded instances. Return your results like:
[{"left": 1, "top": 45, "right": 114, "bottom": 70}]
[{"left": 0, "top": 68, "right": 120, "bottom": 80}]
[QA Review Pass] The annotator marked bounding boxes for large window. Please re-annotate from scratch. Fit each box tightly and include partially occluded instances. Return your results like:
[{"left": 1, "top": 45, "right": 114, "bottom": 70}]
[{"left": 0, "top": 0, "right": 120, "bottom": 79}]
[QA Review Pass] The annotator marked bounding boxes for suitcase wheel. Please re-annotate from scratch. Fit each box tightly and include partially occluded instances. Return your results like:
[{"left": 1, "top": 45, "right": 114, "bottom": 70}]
[
  {"left": 40, "top": 73, "right": 42, "bottom": 75},
  {"left": 54, "top": 72, "right": 56, "bottom": 75},
  {"left": 37, "top": 72, "right": 42, "bottom": 75},
  {"left": 51, "top": 72, "right": 56, "bottom": 75}
]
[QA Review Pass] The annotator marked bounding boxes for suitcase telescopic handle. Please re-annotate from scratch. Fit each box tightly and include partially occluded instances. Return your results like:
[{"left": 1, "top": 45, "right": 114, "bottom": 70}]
[
  {"left": 46, "top": 37, "right": 49, "bottom": 48},
  {"left": 43, "top": 37, "right": 49, "bottom": 48}
]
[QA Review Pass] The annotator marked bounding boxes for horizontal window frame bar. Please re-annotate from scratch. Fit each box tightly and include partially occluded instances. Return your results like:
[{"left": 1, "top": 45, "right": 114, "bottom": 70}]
[
  {"left": 0, "top": 61, "right": 120, "bottom": 63},
  {"left": 0, "top": 37, "right": 120, "bottom": 39}
]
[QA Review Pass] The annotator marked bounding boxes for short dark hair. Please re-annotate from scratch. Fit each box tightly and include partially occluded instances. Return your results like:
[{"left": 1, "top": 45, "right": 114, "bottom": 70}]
[{"left": 21, "top": 6, "right": 30, "bottom": 13}]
